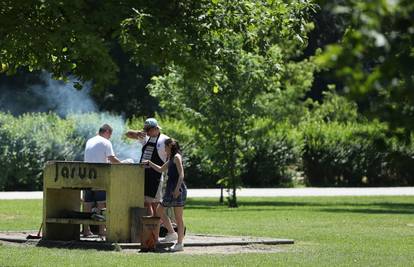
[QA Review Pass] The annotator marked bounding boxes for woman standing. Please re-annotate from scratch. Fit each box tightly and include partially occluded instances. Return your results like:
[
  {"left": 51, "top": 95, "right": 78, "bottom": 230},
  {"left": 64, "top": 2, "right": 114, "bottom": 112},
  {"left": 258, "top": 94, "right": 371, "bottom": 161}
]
[{"left": 143, "top": 138, "right": 187, "bottom": 252}]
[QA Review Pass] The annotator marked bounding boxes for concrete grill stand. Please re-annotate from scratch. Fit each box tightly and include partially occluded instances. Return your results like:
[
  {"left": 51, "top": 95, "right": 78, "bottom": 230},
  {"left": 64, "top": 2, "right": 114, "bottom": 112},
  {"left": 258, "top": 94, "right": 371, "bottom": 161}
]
[{"left": 42, "top": 161, "right": 144, "bottom": 243}]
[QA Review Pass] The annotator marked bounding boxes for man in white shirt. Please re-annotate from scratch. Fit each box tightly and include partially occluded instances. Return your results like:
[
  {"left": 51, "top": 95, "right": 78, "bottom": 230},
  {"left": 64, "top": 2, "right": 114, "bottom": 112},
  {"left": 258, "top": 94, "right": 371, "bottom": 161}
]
[
  {"left": 83, "top": 124, "right": 120, "bottom": 237},
  {"left": 126, "top": 118, "right": 169, "bottom": 216}
]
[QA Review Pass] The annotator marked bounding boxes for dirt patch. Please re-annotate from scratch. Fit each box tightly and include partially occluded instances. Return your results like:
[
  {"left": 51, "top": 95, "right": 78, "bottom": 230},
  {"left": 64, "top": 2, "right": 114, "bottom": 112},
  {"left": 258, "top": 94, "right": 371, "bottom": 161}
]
[{"left": 0, "top": 231, "right": 293, "bottom": 255}]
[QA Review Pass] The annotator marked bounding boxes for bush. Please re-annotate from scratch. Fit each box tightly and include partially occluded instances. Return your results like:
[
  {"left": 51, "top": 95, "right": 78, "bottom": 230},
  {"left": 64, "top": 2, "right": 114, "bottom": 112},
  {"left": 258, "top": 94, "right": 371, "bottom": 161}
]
[
  {"left": 241, "top": 119, "right": 302, "bottom": 187},
  {"left": 300, "top": 119, "right": 414, "bottom": 186},
  {"left": 2, "top": 111, "right": 413, "bottom": 191},
  {"left": 381, "top": 136, "right": 414, "bottom": 186},
  {"left": 0, "top": 112, "right": 82, "bottom": 190}
]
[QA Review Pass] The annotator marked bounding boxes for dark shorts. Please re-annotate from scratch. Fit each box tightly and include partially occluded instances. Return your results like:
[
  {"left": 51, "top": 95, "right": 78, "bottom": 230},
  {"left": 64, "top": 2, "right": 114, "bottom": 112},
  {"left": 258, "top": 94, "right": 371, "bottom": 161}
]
[
  {"left": 84, "top": 190, "right": 106, "bottom": 202},
  {"left": 161, "top": 184, "right": 187, "bottom": 207}
]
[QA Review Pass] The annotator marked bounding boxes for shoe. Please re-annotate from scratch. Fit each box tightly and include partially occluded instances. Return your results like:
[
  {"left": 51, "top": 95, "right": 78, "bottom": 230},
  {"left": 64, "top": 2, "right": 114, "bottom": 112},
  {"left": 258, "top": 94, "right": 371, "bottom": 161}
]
[
  {"left": 161, "top": 232, "right": 178, "bottom": 242},
  {"left": 82, "top": 231, "right": 93, "bottom": 237},
  {"left": 170, "top": 243, "right": 184, "bottom": 252}
]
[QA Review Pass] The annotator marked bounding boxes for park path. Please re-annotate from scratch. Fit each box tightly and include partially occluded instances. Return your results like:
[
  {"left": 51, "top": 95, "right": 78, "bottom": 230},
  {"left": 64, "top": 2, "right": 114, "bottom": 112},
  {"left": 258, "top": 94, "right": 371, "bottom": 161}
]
[{"left": 0, "top": 187, "right": 413, "bottom": 200}]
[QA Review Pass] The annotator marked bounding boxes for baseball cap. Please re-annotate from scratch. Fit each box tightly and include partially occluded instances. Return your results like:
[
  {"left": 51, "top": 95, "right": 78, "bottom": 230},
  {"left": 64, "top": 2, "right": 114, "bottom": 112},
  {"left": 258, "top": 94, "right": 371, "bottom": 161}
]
[{"left": 143, "top": 118, "right": 161, "bottom": 131}]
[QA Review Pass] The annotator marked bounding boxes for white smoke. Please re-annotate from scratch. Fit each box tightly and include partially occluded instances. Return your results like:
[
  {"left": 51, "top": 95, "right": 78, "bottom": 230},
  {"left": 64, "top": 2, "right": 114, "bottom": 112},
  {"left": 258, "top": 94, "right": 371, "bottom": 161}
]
[
  {"left": 69, "top": 112, "right": 142, "bottom": 162},
  {"left": 31, "top": 73, "right": 97, "bottom": 116},
  {"left": 1, "top": 72, "right": 142, "bottom": 162}
]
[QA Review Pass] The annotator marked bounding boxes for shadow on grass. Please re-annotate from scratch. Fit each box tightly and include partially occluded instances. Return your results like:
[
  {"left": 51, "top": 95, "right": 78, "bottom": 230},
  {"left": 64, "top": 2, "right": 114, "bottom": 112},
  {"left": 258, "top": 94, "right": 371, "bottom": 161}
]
[
  {"left": 319, "top": 202, "right": 414, "bottom": 215},
  {"left": 186, "top": 199, "right": 414, "bottom": 215},
  {"left": 35, "top": 240, "right": 171, "bottom": 252},
  {"left": 318, "top": 208, "right": 414, "bottom": 215},
  {"left": 36, "top": 239, "right": 115, "bottom": 251}
]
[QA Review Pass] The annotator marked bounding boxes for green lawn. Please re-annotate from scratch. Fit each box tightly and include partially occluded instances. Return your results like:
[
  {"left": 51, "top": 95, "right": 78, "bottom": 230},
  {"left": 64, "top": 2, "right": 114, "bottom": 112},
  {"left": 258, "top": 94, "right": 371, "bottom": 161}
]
[{"left": 1, "top": 196, "right": 414, "bottom": 266}]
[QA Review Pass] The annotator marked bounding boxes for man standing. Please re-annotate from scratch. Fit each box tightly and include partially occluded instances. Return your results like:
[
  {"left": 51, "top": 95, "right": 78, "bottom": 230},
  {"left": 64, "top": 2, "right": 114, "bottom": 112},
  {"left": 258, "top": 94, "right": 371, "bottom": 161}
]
[
  {"left": 126, "top": 118, "right": 169, "bottom": 216},
  {"left": 83, "top": 124, "right": 121, "bottom": 237}
]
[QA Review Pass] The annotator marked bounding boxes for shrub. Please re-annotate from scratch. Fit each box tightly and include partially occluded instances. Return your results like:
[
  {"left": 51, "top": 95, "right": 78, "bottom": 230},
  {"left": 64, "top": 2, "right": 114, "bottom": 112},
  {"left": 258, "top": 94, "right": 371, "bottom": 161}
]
[
  {"left": 0, "top": 112, "right": 82, "bottom": 190},
  {"left": 300, "top": 119, "right": 413, "bottom": 186},
  {"left": 241, "top": 119, "right": 302, "bottom": 187},
  {"left": 380, "top": 135, "right": 414, "bottom": 186}
]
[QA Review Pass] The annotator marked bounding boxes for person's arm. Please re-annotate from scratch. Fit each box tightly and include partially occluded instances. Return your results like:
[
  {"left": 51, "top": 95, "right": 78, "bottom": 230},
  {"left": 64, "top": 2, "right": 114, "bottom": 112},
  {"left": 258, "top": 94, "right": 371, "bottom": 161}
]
[
  {"left": 173, "top": 154, "right": 185, "bottom": 198},
  {"left": 106, "top": 141, "right": 121, "bottom": 163},
  {"left": 108, "top": 155, "right": 121, "bottom": 163},
  {"left": 125, "top": 130, "right": 146, "bottom": 140},
  {"left": 142, "top": 160, "right": 169, "bottom": 173}
]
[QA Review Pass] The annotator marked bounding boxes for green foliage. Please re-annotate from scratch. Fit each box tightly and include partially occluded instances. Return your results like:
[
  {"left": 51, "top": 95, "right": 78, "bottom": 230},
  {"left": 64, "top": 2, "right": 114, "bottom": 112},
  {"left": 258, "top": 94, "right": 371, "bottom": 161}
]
[
  {"left": 0, "top": 112, "right": 83, "bottom": 190},
  {"left": 242, "top": 120, "right": 302, "bottom": 187},
  {"left": 315, "top": 0, "right": 414, "bottom": 136},
  {"left": 310, "top": 88, "right": 359, "bottom": 123},
  {"left": 301, "top": 119, "right": 414, "bottom": 186},
  {"left": 0, "top": 1, "right": 138, "bottom": 90},
  {"left": 381, "top": 134, "right": 414, "bottom": 186},
  {"left": 139, "top": 0, "right": 316, "bottom": 206}
]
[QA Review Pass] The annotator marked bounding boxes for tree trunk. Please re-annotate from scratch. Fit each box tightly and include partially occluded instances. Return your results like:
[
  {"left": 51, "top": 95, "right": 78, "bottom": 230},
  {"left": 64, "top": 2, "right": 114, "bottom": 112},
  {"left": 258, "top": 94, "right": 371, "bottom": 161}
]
[{"left": 228, "top": 135, "right": 238, "bottom": 208}]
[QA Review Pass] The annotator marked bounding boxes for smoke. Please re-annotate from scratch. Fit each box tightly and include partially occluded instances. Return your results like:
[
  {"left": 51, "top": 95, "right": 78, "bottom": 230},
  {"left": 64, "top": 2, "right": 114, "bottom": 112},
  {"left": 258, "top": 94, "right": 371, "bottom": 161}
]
[
  {"left": 0, "top": 72, "right": 97, "bottom": 116},
  {"left": 69, "top": 112, "right": 142, "bottom": 162},
  {"left": 31, "top": 74, "right": 98, "bottom": 116},
  {"left": 0, "top": 72, "right": 142, "bottom": 162}
]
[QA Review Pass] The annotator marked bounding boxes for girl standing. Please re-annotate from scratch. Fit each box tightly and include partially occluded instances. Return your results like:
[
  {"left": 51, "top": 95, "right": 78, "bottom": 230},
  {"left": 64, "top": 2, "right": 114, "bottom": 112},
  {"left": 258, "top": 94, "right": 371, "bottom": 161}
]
[{"left": 143, "top": 138, "right": 187, "bottom": 252}]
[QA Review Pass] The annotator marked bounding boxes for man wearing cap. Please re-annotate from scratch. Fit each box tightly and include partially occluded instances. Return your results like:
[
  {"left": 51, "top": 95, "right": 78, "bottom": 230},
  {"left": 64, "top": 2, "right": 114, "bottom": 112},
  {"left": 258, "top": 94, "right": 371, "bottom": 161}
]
[{"left": 126, "top": 118, "right": 169, "bottom": 216}]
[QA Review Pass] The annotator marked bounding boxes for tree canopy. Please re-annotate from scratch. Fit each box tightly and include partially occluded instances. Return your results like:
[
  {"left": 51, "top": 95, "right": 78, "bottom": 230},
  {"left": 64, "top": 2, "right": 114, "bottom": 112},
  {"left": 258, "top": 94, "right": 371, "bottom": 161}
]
[
  {"left": 0, "top": 0, "right": 138, "bottom": 90},
  {"left": 316, "top": 0, "right": 414, "bottom": 138},
  {"left": 129, "top": 0, "right": 316, "bottom": 206}
]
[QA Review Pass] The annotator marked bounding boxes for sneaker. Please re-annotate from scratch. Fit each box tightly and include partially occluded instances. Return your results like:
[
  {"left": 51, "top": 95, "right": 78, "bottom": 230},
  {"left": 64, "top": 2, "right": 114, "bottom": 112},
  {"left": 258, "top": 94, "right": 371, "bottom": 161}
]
[
  {"left": 170, "top": 243, "right": 184, "bottom": 252},
  {"left": 82, "top": 231, "right": 93, "bottom": 237},
  {"left": 161, "top": 232, "right": 178, "bottom": 242}
]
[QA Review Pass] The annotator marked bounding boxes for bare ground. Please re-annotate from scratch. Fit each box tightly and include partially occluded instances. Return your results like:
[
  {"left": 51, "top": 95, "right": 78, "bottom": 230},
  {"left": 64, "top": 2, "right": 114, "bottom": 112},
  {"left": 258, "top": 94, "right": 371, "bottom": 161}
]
[{"left": 0, "top": 231, "right": 292, "bottom": 254}]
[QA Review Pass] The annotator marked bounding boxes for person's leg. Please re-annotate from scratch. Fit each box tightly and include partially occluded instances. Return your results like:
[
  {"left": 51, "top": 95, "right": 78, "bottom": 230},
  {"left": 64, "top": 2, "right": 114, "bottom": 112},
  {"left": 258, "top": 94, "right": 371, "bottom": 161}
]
[
  {"left": 144, "top": 201, "right": 154, "bottom": 216},
  {"left": 174, "top": 206, "right": 184, "bottom": 244},
  {"left": 82, "top": 201, "right": 93, "bottom": 236},
  {"left": 96, "top": 201, "right": 106, "bottom": 236},
  {"left": 156, "top": 205, "right": 174, "bottom": 234},
  {"left": 151, "top": 179, "right": 163, "bottom": 217},
  {"left": 151, "top": 202, "right": 159, "bottom": 217}
]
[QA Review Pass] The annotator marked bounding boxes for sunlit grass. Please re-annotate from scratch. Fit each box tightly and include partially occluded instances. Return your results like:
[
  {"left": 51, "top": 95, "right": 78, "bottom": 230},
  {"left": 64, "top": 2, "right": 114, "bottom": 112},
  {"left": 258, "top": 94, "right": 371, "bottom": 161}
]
[{"left": 1, "top": 196, "right": 413, "bottom": 266}]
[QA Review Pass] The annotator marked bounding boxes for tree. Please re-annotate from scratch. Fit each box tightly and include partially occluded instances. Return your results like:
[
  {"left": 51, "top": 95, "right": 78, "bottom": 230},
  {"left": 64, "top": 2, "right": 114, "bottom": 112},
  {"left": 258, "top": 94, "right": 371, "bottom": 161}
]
[
  {"left": 123, "top": 0, "right": 316, "bottom": 207},
  {"left": 0, "top": 1, "right": 139, "bottom": 91},
  {"left": 315, "top": 0, "right": 414, "bottom": 138},
  {"left": 1, "top": 0, "right": 317, "bottom": 206},
  {"left": 0, "top": 1, "right": 167, "bottom": 117}
]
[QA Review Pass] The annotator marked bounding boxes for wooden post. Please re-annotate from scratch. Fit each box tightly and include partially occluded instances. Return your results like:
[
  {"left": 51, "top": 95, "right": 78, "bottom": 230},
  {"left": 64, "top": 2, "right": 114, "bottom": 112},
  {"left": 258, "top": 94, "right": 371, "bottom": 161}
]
[{"left": 130, "top": 207, "right": 147, "bottom": 243}]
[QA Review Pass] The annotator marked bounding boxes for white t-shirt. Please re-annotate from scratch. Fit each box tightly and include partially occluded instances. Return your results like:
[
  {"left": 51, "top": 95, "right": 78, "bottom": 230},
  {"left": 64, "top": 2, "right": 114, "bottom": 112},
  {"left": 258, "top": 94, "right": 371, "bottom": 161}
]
[
  {"left": 139, "top": 133, "right": 169, "bottom": 163},
  {"left": 84, "top": 135, "right": 115, "bottom": 163}
]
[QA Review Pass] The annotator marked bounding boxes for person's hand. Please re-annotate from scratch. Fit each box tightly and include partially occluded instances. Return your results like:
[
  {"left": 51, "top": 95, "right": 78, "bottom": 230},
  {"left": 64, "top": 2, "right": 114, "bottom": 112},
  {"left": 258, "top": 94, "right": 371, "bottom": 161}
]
[
  {"left": 136, "top": 131, "right": 146, "bottom": 139},
  {"left": 141, "top": 160, "right": 150, "bottom": 166},
  {"left": 173, "top": 188, "right": 181, "bottom": 198},
  {"left": 125, "top": 130, "right": 138, "bottom": 139}
]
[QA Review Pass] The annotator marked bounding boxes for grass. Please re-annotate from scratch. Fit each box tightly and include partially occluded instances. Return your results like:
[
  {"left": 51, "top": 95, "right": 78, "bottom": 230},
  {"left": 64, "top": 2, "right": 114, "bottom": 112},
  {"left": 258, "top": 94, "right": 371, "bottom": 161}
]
[{"left": 1, "top": 196, "right": 414, "bottom": 266}]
